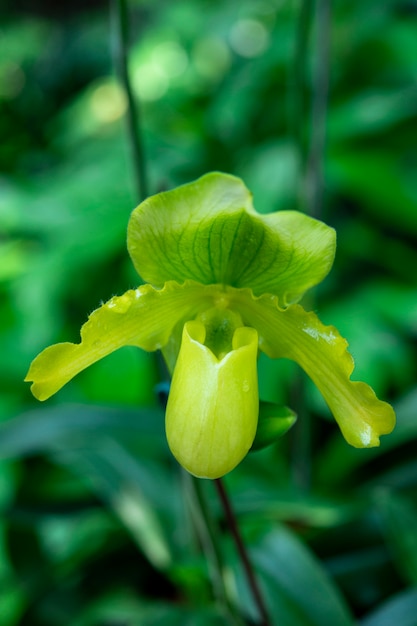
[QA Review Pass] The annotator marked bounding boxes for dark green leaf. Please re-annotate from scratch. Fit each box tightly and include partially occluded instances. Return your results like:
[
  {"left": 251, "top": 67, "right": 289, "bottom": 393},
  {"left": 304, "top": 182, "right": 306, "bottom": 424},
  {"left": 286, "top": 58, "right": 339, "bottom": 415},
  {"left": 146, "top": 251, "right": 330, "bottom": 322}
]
[
  {"left": 376, "top": 491, "right": 417, "bottom": 585},
  {"left": 0, "top": 404, "right": 165, "bottom": 460},
  {"left": 236, "top": 526, "right": 355, "bottom": 625},
  {"left": 361, "top": 588, "right": 417, "bottom": 626}
]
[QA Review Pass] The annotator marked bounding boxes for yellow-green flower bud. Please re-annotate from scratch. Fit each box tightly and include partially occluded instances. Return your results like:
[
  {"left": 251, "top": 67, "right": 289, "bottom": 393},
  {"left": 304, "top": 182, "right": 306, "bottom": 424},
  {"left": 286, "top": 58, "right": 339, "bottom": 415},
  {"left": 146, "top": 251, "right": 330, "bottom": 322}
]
[{"left": 165, "top": 319, "right": 259, "bottom": 479}]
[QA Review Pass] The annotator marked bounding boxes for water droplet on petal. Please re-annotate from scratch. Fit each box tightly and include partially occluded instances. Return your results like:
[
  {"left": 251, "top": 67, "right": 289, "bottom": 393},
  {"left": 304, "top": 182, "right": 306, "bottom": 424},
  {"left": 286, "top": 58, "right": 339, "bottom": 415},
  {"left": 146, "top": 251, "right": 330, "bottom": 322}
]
[{"left": 106, "top": 293, "right": 132, "bottom": 314}]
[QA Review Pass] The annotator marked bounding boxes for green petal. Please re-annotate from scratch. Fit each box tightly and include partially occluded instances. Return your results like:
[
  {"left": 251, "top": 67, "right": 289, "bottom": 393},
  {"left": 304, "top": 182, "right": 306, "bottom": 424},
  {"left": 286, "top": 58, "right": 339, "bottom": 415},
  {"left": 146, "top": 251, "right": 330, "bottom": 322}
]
[
  {"left": 235, "top": 290, "right": 395, "bottom": 447},
  {"left": 25, "top": 281, "right": 211, "bottom": 401},
  {"left": 127, "top": 172, "right": 336, "bottom": 305},
  {"left": 165, "top": 320, "right": 259, "bottom": 479}
]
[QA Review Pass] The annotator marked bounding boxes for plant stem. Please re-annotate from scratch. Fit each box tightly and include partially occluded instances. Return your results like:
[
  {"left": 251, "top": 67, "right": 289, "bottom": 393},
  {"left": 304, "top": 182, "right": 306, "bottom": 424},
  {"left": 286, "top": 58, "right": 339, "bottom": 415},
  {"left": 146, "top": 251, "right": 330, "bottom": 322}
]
[
  {"left": 290, "top": 369, "right": 312, "bottom": 490},
  {"left": 215, "top": 478, "right": 271, "bottom": 626},
  {"left": 185, "top": 474, "right": 244, "bottom": 626},
  {"left": 305, "top": 0, "right": 331, "bottom": 220},
  {"left": 288, "top": 0, "right": 314, "bottom": 213},
  {"left": 288, "top": 0, "right": 315, "bottom": 492},
  {"left": 289, "top": 0, "right": 331, "bottom": 492},
  {"left": 111, "top": 0, "right": 148, "bottom": 202}
]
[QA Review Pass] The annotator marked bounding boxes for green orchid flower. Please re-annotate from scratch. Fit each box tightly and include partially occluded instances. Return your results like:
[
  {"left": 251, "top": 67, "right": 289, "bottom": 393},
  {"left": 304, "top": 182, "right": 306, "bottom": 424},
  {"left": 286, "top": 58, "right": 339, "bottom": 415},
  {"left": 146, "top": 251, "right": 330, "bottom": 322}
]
[{"left": 25, "top": 172, "right": 395, "bottom": 479}]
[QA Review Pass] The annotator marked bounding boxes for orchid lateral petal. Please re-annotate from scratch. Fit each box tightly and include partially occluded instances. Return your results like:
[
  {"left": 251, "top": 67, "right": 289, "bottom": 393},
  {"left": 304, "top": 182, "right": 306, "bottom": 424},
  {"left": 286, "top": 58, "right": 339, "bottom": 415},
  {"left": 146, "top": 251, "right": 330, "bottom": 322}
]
[
  {"left": 236, "top": 292, "right": 395, "bottom": 447},
  {"left": 127, "top": 172, "right": 336, "bottom": 305},
  {"left": 165, "top": 320, "right": 259, "bottom": 479},
  {"left": 25, "top": 281, "right": 211, "bottom": 401}
]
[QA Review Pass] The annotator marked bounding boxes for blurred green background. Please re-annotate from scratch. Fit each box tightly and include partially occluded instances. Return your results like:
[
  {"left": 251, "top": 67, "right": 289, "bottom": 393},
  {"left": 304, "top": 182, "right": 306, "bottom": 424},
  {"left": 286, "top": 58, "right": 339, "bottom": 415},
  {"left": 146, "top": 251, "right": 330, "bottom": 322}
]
[{"left": 1, "top": 0, "right": 417, "bottom": 624}]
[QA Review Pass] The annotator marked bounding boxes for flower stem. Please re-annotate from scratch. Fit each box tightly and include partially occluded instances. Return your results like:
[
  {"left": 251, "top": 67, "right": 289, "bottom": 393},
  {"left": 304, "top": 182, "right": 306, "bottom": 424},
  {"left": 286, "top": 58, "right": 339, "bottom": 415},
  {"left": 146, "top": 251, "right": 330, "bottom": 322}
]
[
  {"left": 214, "top": 478, "right": 271, "bottom": 626},
  {"left": 111, "top": 0, "right": 148, "bottom": 202},
  {"left": 185, "top": 474, "right": 245, "bottom": 626}
]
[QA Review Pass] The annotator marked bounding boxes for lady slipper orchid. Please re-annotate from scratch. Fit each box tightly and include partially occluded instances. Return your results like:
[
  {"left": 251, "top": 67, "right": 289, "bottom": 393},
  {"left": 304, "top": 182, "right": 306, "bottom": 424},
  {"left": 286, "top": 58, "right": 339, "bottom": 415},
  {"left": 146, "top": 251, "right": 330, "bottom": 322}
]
[{"left": 25, "top": 172, "right": 395, "bottom": 479}]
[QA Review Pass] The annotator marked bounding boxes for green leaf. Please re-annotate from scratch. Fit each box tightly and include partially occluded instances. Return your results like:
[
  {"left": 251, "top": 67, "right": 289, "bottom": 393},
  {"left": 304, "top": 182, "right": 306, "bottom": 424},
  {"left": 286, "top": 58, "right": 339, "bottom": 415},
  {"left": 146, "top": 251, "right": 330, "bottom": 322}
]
[
  {"left": 233, "top": 490, "right": 360, "bottom": 529},
  {"left": 74, "top": 594, "right": 226, "bottom": 626},
  {"left": 316, "top": 388, "right": 417, "bottom": 486},
  {"left": 55, "top": 442, "right": 173, "bottom": 571},
  {"left": 376, "top": 491, "right": 417, "bottom": 585},
  {"left": 329, "top": 150, "right": 417, "bottom": 236},
  {"left": 0, "top": 404, "right": 167, "bottom": 460},
  {"left": 360, "top": 589, "right": 417, "bottom": 626},
  {"left": 238, "top": 526, "right": 355, "bottom": 625},
  {"left": 127, "top": 172, "right": 336, "bottom": 305},
  {"left": 251, "top": 402, "right": 296, "bottom": 451},
  {"left": 329, "top": 86, "right": 417, "bottom": 140}
]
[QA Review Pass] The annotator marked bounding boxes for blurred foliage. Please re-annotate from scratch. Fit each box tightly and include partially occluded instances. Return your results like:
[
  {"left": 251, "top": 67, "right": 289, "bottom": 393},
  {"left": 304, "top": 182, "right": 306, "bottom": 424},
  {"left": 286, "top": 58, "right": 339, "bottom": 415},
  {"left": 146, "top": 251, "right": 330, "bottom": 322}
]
[{"left": 1, "top": 0, "right": 417, "bottom": 624}]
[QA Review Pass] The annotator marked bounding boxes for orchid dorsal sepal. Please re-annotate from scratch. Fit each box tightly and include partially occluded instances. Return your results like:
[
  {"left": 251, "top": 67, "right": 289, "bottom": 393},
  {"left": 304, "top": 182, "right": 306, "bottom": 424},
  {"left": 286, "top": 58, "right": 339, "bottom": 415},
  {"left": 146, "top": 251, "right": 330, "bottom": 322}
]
[
  {"left": 165, "top": 319, "right": 259, "bottom": 479},
  {"left": 127, "top": 172, "right": 336, "bottom": 306},
  {"left": 250, "top": 402, "right": 297, "bottom": 452}
]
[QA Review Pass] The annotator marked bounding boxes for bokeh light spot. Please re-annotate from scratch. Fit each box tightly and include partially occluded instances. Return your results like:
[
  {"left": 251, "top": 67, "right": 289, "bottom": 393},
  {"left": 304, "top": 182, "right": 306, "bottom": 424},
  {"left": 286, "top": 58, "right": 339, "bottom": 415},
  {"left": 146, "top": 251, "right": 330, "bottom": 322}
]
[
  {"left": 193, "top": 37, "right": 231, "bottom": 80},
  {"left": 89, "top": 82, "right": 127, "bottom": 123},
  {"left": 0, "top": 62, "right": 25, "bottom": 99},
  {"left": 229, "top": 19, "right": 269, "bottom": 58}
]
